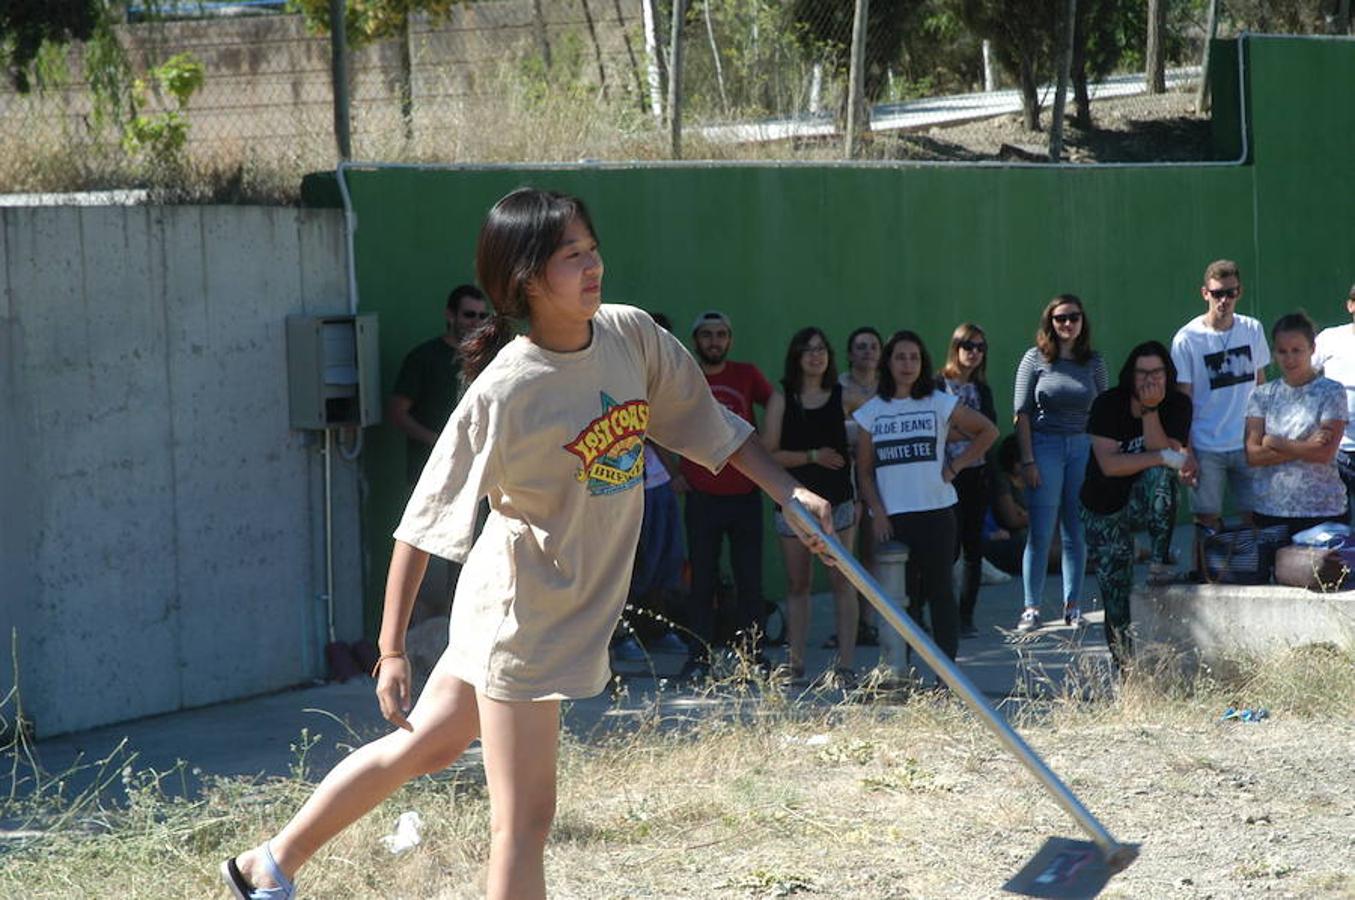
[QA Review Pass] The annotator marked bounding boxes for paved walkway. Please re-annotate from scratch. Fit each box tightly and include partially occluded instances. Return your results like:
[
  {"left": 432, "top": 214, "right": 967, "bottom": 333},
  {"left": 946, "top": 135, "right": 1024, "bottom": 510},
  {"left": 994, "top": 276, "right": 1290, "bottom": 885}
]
[{"left": 15, "top": 526, "right": 1195, "bottom": 808}]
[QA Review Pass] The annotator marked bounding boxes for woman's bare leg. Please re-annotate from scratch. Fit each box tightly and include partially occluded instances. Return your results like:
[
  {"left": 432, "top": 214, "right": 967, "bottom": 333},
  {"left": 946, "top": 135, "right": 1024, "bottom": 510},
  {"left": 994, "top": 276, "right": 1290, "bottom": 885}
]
[
  {"left": 478, "top": 693, "right": 561, "bottom": 900},
  {"left": 830, "top": 524, "right": 859, "bottom": 669},
  {"left": 235, "top": 652, "right": 481, "bottom": 889},
  {"left": 779, "top": 535, "right": 814, "bottom": 671}
]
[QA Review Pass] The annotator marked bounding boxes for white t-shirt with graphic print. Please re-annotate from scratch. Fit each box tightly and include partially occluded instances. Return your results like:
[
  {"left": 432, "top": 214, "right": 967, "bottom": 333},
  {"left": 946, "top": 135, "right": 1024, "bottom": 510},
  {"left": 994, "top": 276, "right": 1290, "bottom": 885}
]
[
  {"left": 853, "top": 391, "right": 959, "bottom": 516},
  {"left": 1171, "top": 313, "right": 1270, "bottom": 452},
  {"left": 1313, "top": 323, "right": 1355, "bottom": 452},
  {"left": 394, "top": 304, "right": 751, "bottom": 702}
]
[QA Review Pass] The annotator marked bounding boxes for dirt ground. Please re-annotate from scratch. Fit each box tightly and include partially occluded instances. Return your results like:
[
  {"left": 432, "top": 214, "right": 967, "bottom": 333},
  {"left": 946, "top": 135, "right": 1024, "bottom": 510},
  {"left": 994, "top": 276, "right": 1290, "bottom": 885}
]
[{"left": 853, "top": 89, "right": 1214, "bottom": 165}]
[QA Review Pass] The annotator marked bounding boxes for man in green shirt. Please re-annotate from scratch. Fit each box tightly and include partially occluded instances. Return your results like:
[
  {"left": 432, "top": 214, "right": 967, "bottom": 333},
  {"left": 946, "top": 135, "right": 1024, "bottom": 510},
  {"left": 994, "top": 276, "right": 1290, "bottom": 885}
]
[{"left": 388, "top": 284, "right": 489, "bottom": 485}]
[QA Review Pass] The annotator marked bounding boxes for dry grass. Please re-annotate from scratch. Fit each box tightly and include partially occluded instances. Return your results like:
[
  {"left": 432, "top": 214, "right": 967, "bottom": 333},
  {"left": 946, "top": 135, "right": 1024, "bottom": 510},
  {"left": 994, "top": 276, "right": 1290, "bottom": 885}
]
[{"left": 2, "top": 642, "right": 1353, "bottom": 899}]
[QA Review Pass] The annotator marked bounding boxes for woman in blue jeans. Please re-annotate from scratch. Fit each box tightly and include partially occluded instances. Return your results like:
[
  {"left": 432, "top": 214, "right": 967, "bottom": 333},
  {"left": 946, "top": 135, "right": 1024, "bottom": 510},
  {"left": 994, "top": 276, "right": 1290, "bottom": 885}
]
[{"left": 1013, "top": 294, "right": 1107, "bottom": 630}]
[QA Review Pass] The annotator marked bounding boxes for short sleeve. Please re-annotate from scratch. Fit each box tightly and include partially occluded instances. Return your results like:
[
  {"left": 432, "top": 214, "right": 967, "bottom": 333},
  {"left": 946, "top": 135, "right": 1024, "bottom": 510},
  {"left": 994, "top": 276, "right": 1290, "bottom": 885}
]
[
  {"left": 393, "top": 390, "right": 500, "bottom": 562},
  {"left": 1321, "top": 379, "right": 1348, "bottom": 422},
  {"left": 1313, "top": 331, "right": 1331, "bottom": 370},
  {"left": 935, "top": 389, "right": 959, "bottom": 424},
  {"left": 391, "top": 345, "right": 424, "bottom": 399},
  {"left": 1244, "top": 382, "right": 1267, "bottom": 419},
  {"left": 1091, "top": 354, "right": 1109, "bottom": 394},
  {"left": 1162, "top": 392, "right": 1193, "bottom": 443},
  {"left": 1086, "top": 391, "right": 1117, "bottom": 440},
  {"left": 640, "top": 316, "right": 753, "bottom": 474},
  {"left": 1170, "top": 331, "right": 1193, "bottom": 385},
  {"left": 750, "top": 366, "right": 775, "bottom": 406},
  {"left": 1013, "top": 348, "right": 1040, "bottom": 414},
  {"left": 1251, "top": 322, "right": 1271, "bottom": 369}
]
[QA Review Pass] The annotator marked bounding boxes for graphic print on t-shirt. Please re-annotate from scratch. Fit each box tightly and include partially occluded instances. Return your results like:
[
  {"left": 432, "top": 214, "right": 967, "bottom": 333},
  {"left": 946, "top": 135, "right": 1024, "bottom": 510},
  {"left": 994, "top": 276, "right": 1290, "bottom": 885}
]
[
  {"left": 563, "top": 392, "right": 649, "bottom": 495},
  {"left": 1204, "top": 345, "right": 1255, "bottom": 390},
  {"left": 871, "top": 410, "right": 939, "bottom": 467}
]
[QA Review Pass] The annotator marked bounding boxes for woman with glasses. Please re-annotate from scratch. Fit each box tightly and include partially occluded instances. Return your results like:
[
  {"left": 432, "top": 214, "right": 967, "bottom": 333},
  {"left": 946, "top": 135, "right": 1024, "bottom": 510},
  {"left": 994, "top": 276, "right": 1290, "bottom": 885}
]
[
  {"left": 1013, "top": 295, "right": 1108, "bottom": 632},
  {"left": 1080, "top": 341, "right": 1195, "bottom": 667},
  {"left": 937, "top": 323, "right": 997, "bottom": 637},
  {"left": 1244, "top": 312, "right": 1348, "bottom": 535},
  {"left": 855, "top": 331, "right": 997, "bottom": 667},
  {"left": 764, "top": 326, "right": 859, "bottom": 684}
]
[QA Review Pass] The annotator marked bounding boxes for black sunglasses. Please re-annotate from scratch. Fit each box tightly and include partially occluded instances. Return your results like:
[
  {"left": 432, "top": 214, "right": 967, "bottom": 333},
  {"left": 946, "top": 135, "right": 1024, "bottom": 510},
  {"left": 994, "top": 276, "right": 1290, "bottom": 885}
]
[
  {"left": 460, "top": 309, "right": 492, "bottom": 319},
  {"left": 1207, "top": 287, "right": 1240, "bottom": 300},
  {"left": 1052, "top": 312, "right": 1083, "bottom": 325},
  {"left": 957, "top": 340, "right": 987, "bottom": 353}
]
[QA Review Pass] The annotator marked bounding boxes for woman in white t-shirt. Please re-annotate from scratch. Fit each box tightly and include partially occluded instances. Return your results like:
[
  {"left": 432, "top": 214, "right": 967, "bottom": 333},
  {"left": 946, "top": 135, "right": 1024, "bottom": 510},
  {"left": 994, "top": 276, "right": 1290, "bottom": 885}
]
[
  {"left": 855, "top": 330, "right": 997, "bottom": 663},
  {"left": 220, "top": 189, "right": 835, "bottom": 900},
  {"left": 1245, "top": 311, "right": 1348, "bottom": 534}
]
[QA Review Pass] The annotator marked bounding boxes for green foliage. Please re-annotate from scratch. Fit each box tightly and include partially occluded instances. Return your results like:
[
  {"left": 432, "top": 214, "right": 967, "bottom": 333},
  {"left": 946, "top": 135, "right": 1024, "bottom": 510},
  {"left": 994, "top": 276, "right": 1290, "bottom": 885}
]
[
  {"left": 788, "top": 0, "right": 925, "bottom": 102},
  {"left": 0, "top": 0, "right": 99, "bottom": 92},
  {"left": 287, "top": 0, "right": 466, "bottom": 45},
  {"left": 122, "top": 52, "right": 205, "bottom": 167}
]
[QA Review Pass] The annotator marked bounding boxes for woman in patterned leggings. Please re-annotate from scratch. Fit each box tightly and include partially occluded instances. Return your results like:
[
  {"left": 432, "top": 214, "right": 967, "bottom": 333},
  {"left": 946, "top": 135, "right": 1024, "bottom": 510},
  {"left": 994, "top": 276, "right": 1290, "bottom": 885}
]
[{"left": 1079, "top": 341, "right": 1197, "bottom": 668}]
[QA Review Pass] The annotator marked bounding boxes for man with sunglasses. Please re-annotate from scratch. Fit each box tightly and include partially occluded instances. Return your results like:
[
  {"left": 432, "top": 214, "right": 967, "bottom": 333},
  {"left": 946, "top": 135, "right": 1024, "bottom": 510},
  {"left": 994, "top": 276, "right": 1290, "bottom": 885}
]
[
  {"left": 388, "top": 284, "right": 491, "bottom": 486},
  {"left": 1170, "top": 260, "right": 1270, "bottom": 556}
]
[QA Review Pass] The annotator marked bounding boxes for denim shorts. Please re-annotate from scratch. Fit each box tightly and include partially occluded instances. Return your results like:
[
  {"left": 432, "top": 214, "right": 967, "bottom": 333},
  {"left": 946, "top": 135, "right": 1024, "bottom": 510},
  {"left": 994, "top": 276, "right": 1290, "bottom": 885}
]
[
  {"left": 773, "top": 499, "right": 856, "bottom": 538},
  {"left": 1189, "top": 448, "right": 1255, "bottom": 516}
]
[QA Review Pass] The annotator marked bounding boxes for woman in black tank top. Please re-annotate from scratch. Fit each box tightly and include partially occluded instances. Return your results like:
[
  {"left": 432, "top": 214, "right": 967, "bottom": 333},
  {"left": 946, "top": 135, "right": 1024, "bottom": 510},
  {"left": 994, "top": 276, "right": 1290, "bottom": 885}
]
[{"left": 763, "top": 327, "right": 859, "bottom": 684}]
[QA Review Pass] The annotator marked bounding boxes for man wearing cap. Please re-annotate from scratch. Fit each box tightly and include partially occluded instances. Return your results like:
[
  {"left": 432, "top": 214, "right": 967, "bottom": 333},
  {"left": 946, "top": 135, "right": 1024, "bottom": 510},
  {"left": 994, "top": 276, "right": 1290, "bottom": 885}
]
[
  {"left": 1313, "top": 282, "right": 1355, "bottom": 518},
  {"left": 675, "top": 310, "right": 776, "bottom": 680}
]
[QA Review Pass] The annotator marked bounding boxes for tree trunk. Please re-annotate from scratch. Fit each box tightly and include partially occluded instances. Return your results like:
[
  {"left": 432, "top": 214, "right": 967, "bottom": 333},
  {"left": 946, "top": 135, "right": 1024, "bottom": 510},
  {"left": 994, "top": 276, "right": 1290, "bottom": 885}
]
[
  {"left": 580, "top": 0, "right": 608, "bottom": 98},
  {"left": 641, "top": 0, "right": 664, "bottom": 121},
  {"left": 1196, "top": 0, "right": 1220, "bottom": 114},
  {"left": 1145, "top": 0, "right": 1166, "bottom": 93},
  {"left": 397, "top": 11, "right": 413, "bottom": 142},
  {"left": 1071, "top": 3, "right": 1090, "bottom": 130},
  {"left": 611, "top": 0, "right": 648, "bottom": 114},
  {"left": 531, "top": 0, "right": 552, "bottom": 71},
  {"left": 1018, "top": 56, "right": 1040, "bottom": 131},
  {"left": 844, "top": 0, "right": 870, "bottom": 158},
  {"left": 702, "top": 0, "right": 728, "bottom": 114},
  {"left": 668, "top": 0, "right": 686, "bottom": 158},
  {"left": 1048, "top": 0, "right": 1076, "bottom": 160}
]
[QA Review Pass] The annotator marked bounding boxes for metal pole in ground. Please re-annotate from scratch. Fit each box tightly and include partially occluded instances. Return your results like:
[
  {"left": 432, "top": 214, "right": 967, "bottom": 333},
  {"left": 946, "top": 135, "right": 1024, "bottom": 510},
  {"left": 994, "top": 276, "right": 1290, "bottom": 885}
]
[
  {"left": 844, "top": 0, "right": 869, "bottom": 158},
  {"left": 327, "top": 0, "right": 352, "bottom": 160},
  {"left": 785, "top": 500, "right": 1138, "bottom": 872}
]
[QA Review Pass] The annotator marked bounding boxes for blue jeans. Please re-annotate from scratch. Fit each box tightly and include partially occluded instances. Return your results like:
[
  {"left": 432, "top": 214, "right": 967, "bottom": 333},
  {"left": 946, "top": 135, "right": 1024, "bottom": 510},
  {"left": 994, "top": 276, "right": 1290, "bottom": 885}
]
[{"left": 1022, "top": 431, "right": 1090, "bottom": 609}]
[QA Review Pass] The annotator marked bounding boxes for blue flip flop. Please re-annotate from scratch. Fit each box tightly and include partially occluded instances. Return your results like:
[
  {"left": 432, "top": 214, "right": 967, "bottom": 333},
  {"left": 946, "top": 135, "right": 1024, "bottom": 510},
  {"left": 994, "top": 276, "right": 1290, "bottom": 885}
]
[{"left": 221, "top": 842, "right": 295, "bottom": 900}]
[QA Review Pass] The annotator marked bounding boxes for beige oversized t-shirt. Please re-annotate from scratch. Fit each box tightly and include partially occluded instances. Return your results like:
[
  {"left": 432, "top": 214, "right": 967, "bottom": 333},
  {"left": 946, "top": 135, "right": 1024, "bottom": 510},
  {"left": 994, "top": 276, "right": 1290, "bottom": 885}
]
[{"left": 394, "top": 304, "right": 753, "bottom": 701}]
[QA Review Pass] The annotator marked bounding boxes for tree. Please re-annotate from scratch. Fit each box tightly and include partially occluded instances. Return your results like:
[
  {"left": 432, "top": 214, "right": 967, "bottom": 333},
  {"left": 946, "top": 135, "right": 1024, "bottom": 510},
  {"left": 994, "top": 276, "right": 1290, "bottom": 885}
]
[
  {"left": 789, "top": 0, "right": 923, "bottom": 107},
  {"left": 289, "top": 0, "right": 468, "bottom": 140},
  {"left": 958, "top": 0, "right": 1059, "bottom": 130},
  {"left": 1, "top": 0, "right": 99, "bottom": 92},
  {"left": 1071, "top": 0, "right": 1134, "bottom": 129}
]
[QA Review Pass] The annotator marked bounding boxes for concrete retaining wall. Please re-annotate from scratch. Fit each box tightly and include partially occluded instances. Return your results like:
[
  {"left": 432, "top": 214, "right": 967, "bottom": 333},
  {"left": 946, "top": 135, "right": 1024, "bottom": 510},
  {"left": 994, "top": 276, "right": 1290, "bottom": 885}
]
[
  {"left": 0, "top": 205, "right": 363, "bottom": 737},
  {"left": 1131, "top": 584, "right": 1355, "bottom": 667}
]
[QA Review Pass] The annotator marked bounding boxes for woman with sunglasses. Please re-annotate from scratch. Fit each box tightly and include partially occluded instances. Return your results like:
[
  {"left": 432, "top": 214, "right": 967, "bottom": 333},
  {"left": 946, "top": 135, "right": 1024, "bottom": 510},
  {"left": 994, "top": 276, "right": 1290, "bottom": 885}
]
[
  {"left": 763, "top": 327, "right": 859, "bottom": 684},
  {"left": 855, "top": 331, "right": 997, "bottom": 667},
  {"left": 937, "top": 323, "right": 997, "bottom": 637},
  {"left": 1012, "top": 295, "right": 1107, "bottom": 631}
]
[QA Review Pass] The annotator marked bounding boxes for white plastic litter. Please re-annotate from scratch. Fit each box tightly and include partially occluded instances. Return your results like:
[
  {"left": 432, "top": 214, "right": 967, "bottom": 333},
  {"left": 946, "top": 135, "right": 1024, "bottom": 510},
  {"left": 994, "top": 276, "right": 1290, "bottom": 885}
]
[
  {"left": 1159, "top": 448, "right": 1187, "bottom": 470},
  {"left": 381, "top": 811, "right": 424, "bottom": 855},
  {"left": 1292, "top": 522, "right": 1351, "bottom": 547}
]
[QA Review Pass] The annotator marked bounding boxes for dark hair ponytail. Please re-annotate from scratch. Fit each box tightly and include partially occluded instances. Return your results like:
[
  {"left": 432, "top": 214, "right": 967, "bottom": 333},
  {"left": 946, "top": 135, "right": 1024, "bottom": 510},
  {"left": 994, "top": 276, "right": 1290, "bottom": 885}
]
[{"left": 461, "top": 187, "right": 598, "bottom": 380}]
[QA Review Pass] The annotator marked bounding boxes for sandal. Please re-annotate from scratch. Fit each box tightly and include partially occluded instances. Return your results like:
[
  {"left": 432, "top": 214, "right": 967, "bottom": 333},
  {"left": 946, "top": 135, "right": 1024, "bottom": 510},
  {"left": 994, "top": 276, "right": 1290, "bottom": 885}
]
[{"left": 221, "top": 843, "right": 295, "bottom": 900}]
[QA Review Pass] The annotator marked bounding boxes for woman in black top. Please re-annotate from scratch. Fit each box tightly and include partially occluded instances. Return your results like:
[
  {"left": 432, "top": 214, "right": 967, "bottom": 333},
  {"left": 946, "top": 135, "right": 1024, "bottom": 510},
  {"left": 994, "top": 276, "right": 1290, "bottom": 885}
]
[
  {"left": 937, "top": 322, "right": 998, "bottom": 637},
  {"left": 764, "top": 327, "right": 858, "bottom": 683},
  {"left": 1079, "top": 340, "right": 1197, "bottom": 667}
]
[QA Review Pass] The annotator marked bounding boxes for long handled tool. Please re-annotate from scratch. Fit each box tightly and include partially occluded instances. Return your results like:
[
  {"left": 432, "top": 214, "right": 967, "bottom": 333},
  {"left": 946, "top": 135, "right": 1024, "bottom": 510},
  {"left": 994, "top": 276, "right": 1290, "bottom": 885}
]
[{"left": 785, "top": 500, "right": 1139, "bottom": 898}]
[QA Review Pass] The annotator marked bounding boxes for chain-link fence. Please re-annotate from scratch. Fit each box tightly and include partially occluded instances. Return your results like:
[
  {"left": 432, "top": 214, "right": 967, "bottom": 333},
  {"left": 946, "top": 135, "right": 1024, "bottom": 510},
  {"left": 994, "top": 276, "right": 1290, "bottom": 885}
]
[{"left": 0, "top": 0, "right": 1350, "bottom": 200}]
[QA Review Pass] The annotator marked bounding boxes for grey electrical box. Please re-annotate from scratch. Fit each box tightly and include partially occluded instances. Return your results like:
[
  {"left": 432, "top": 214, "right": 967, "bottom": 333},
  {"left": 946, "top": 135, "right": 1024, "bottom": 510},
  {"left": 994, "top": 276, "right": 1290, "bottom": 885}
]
[{"left": 286, "top": 314, "right": 381, "bottom": 429}]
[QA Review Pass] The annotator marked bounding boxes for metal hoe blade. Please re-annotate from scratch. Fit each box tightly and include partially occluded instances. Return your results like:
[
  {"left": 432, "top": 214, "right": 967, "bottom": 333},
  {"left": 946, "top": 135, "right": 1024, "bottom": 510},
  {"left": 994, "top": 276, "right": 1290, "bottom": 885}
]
[{"left": 785, "top": 501, "right": 1139, "bottom": 894}]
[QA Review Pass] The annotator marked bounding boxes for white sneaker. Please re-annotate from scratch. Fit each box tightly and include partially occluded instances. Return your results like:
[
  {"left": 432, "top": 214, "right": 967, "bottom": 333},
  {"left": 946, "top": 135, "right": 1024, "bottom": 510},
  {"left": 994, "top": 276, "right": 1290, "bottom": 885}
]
[
  {"left": 981, "top": 558, "right": 1012, "bottom": 585},
  {"left": 1016, "top": 608, "right": 1041, "bottom": 632}
]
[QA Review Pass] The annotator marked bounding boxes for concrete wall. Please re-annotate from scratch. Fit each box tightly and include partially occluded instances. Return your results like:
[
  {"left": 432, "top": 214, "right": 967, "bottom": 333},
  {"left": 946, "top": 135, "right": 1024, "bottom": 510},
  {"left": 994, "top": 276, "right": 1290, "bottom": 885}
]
[
  {"left": 1132, "top": 584, "right": 1355, "bottom": 669},
  {"left": 0, "top": 205, "right": 363, "bottom": 737}
]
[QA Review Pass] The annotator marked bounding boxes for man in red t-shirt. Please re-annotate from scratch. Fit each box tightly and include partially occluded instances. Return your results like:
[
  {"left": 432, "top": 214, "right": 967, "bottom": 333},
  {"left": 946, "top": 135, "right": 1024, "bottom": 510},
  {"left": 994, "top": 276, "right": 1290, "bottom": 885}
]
[{"left": 674, "top": 310, "right": 775, "bottom": 679}]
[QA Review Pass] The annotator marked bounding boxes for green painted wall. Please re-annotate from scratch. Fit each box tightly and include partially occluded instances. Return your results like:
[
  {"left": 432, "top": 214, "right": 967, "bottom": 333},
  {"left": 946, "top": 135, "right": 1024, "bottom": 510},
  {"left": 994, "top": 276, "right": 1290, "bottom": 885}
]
[{"left": 340, "top": 36, "right": 1355, "bottom": 628}]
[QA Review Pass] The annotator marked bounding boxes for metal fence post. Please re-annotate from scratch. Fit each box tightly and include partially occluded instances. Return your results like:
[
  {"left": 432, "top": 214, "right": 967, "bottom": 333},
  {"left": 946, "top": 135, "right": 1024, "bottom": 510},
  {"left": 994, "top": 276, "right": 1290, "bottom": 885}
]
[
  {"left": 873, "top": 541, "right": 910, "bottom": 675},
  {"left": 668, "top": 0, "right": 686, "bottom": 159},
  {"left": 844, "top": 0, "right": 869, "bottom": 158}
]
